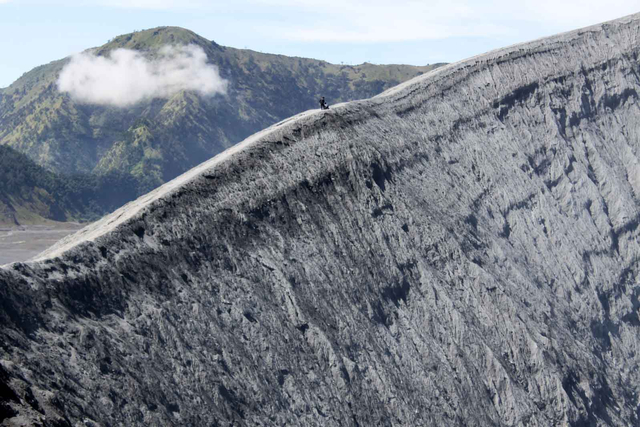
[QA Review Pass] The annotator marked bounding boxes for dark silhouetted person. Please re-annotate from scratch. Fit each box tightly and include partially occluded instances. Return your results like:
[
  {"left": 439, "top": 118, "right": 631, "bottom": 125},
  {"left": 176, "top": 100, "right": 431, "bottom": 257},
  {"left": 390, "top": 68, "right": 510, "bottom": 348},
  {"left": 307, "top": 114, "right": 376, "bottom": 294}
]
[{"left": 319, "top": 97, "right": 329, "bottom": 110}]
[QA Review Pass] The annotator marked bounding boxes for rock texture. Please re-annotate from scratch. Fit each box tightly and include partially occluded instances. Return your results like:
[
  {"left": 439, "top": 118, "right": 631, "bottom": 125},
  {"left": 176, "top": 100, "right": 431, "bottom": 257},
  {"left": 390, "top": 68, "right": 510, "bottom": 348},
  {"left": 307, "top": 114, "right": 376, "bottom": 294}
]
[{"left": 2, "top": 13, "right": 640, "bottom": 427}]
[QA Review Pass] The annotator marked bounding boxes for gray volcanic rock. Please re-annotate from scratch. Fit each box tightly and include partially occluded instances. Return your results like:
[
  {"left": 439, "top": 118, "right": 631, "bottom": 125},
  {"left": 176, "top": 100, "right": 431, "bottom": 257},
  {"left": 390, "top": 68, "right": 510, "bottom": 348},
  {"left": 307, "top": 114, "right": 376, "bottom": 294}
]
[{"left": 2, "top": 13, "right": 640, "bottom": 426}]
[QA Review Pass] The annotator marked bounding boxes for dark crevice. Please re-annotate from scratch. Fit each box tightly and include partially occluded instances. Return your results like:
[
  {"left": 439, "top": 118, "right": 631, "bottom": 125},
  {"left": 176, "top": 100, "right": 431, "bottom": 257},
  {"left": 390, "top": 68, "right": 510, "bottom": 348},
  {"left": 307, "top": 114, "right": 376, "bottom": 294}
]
[
  {"left": 552, "top": 107, "right": 568, "bottom": 138},
  {"left": 243, "top": 311, "right": 257, "bottom": 323},
  {"left": 0, "top": 374, "right": 18, "bottom": 421},
  {"left": 277, "top": 369, "right": 290, "bottom": 386},
  {"left": 601, "top": 88, "right": 638, "bottom": 111},
  {"left": 612, "top": 213, "right": 640, "bottom": 251},
  {"left": 218, "top": 385, "right": 246, "bottom": 419},
  {"left": 562, "top": 371, "right": 614, "bottom": 425},
  {"left": 493, "top": 82, "right": 540, "bottom": 121},
  {"left": 501, "top": 220, "right": 511, "bottom": 239},
  {"left": 504, "top": 193, "right": 537, "bottom": 216},
  {"left": 372, "top": 204, "right": 394, "bottom": 218},
  {"left": 465, "top": 214, "right": 478, "bottom": 231},
  {"left": 382, "top": 277, "right": 411, "bottom": 307},
  {"left": 371, "top": 162, "right": 393, "bottom": 192},
  {"left": 133, "top": 226, "right": 145, "bottom": 239},
  {"left": 527, "top": 147, "right": 553, "bottom": 177},
  {"left": 371, "top": 300, "right": 390, "bottom": 326}
]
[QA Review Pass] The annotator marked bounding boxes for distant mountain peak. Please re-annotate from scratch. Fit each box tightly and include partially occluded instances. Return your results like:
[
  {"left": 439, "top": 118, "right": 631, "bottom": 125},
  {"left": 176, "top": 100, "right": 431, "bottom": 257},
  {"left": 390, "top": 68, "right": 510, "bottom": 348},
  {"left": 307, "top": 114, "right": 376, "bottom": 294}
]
[{"left": 95, "top": 26, "right": 221, "bottom": 55}]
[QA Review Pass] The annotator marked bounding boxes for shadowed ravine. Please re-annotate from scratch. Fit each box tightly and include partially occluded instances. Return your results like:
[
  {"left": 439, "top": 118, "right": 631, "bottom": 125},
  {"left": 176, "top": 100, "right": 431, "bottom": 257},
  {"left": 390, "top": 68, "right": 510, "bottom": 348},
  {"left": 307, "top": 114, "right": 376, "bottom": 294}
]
[{"left": 2, "top": 14, "right": 640, "bottom": 426}]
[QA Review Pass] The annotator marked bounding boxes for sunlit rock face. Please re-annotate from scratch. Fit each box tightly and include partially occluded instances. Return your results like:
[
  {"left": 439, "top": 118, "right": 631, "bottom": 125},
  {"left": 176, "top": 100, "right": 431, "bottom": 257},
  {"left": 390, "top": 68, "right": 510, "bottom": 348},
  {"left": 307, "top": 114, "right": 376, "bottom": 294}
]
[{"left": 2, "top": 13, "right": 640, "bottom": 427}]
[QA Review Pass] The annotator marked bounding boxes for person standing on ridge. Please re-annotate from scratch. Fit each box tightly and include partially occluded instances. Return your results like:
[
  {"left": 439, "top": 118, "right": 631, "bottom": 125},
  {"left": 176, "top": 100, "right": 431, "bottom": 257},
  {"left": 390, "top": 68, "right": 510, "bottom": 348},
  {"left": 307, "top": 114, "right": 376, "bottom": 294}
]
[{"left": 319, "top": 96, "right": 329, "bottom": 110}]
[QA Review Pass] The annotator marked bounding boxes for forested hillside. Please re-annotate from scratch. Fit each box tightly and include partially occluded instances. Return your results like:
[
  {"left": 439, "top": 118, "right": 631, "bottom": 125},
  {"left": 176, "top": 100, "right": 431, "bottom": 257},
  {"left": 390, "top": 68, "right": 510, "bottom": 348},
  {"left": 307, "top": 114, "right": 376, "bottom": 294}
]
[{"left": 0, "top": 145, "right": 137, "bottom": 224}]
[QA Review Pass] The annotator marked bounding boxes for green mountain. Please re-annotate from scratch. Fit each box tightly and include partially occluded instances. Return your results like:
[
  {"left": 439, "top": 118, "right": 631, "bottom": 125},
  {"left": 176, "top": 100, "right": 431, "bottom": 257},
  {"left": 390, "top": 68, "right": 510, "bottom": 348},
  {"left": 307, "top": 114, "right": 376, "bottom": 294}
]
[
  {"left": 0, "top": 27, "right": 443, "bottom": 217},
  {"left": 0, "top": 145, "right": 137, "bottom": 225}
]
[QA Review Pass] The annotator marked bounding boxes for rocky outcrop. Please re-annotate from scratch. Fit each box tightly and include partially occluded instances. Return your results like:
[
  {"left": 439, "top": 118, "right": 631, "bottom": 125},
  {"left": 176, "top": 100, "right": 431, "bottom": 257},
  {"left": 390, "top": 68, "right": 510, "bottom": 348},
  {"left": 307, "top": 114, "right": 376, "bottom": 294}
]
[{"left": 2, "top": 13, "right": 640, "bottom": 427}]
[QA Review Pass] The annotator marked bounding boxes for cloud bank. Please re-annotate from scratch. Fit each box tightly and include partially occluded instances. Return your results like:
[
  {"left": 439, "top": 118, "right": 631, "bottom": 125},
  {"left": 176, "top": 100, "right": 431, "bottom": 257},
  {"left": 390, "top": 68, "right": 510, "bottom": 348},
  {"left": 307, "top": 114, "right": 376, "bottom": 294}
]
[{"left": 57, "top": 45, "right": 227, "bottom": 107}]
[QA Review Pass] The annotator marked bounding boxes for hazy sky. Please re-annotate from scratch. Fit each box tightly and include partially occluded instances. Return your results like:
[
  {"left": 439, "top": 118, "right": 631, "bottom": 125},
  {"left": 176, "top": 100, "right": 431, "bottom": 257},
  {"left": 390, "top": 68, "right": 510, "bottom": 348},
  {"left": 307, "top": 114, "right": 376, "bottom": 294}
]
[{"left": 1, "top": 0, "right": 639, "bottom": 88}]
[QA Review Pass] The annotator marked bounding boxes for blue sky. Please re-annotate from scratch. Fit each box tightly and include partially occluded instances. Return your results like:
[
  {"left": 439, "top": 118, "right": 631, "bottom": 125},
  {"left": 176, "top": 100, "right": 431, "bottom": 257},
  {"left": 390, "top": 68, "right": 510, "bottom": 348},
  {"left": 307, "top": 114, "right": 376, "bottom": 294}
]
[{"left": 1, "top": 0, "right": 639, "bottom": 88}]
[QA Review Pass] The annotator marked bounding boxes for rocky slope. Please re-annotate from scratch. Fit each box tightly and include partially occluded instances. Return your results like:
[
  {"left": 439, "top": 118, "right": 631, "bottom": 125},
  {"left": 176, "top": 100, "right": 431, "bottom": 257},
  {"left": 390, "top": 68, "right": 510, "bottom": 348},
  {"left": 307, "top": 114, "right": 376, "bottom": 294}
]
[
  {"left": 2, "top": 13, "right": 640, "bottom": 426},
  {"left": 0, "top": 27, "right": 440, "bottom": 195}
]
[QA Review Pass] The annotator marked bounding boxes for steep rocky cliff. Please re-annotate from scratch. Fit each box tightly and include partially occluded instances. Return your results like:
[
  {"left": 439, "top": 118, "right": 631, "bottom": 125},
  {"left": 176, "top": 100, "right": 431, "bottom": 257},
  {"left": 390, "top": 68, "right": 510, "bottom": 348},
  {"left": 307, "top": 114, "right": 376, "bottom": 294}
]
[{"left": 2, "top": 13, "right": 640, "bottom": 427}]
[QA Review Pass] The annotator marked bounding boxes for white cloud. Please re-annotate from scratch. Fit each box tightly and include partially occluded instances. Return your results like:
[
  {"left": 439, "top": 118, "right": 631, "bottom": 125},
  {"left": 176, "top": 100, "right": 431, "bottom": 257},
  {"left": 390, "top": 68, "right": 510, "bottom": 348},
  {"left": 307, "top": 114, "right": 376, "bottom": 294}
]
[{"left": 57, "top": 45, "right": 227, "bottom": 107}]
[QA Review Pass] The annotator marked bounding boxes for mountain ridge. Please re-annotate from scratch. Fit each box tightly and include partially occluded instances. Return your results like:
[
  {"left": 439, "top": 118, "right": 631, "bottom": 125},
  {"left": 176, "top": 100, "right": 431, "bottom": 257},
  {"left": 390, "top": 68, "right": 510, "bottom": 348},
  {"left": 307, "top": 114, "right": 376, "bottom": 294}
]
[
  {"left": 34, "top": 13, "right": 634, "bottom": 255},
  {"left": 2, "top": 12, "right": 640, "bottom": 426},
  {"left": 0, "top": 26, "right": 442, "bottom": 223},
  {"left": 0, "top": 26, "right": 441, "bottom": 176}
]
